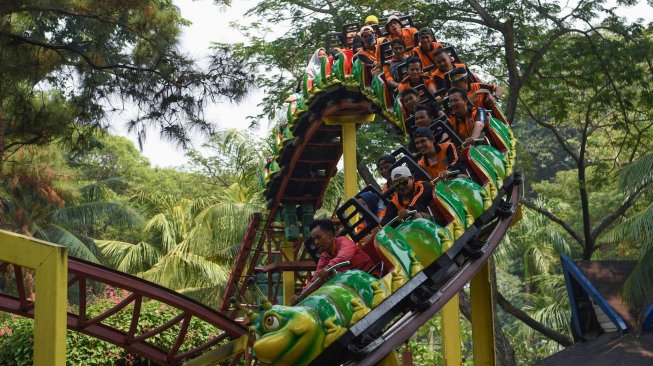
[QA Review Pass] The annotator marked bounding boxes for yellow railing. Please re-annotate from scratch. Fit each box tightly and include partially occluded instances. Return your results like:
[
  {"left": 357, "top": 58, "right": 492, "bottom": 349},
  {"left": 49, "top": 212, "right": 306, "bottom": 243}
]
[{"left": 0, "top": 230, "right": 67, "bottom": 366}]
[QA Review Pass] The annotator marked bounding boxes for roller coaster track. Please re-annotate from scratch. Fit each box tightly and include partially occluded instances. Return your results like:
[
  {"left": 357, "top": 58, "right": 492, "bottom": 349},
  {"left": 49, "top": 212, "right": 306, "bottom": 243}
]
[{"left": 0, "top": 257, "right": 246, "bottom": 365}]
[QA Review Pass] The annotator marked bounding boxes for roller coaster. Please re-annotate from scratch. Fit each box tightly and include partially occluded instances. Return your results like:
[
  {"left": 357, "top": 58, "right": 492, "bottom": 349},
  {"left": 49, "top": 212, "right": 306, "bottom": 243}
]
[{"left": 0, "top": 14, "right": 521, "bottom": 366}]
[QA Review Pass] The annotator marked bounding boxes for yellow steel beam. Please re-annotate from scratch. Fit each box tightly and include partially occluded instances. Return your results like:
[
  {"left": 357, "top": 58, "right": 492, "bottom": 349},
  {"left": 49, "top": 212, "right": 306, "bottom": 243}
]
[
  {"left": 281, "top": 242, "right": 296, "bottom": 305},
  {"left": 182, "top": 335, "right": 248, "bottom": 366},
  {"left": 341, "top": 122, "right": 359, "bottom": 201},
  {"left": 441, "top": 238, "right": 462, "bottom": 366},
  {"left": 470, "top": 261, "right": 496, "bottom": 366},
  {"left": 0, "top": 230, "right": 68, "bottom": 366}
]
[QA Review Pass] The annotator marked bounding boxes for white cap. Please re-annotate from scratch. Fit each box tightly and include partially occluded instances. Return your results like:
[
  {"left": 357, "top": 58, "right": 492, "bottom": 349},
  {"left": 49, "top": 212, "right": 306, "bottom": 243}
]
[
  {"left": 386, "top": 15, "right": 401, "bottom": 27},
  {"left": 391, "top": 165, "right": 412, "bottom": 180}
]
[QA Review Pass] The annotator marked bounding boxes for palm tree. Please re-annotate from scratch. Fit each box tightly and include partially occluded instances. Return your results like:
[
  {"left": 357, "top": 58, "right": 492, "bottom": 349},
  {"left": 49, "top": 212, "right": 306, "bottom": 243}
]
[
  {"left": 1, "top": 148, "right": 142, "bottom": 262},
  {"left": 603, "top": 153, "right": 653, "bottom": 307}
]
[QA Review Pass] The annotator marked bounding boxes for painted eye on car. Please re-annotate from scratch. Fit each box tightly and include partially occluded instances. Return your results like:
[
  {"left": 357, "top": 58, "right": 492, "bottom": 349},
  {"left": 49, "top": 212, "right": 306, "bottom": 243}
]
[{"left": 263, "top": 314, "right": 280, "bottom": 331}]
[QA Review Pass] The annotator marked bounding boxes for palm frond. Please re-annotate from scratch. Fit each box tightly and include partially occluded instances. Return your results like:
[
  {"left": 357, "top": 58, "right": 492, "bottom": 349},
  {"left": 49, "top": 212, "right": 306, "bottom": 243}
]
[
  {"left": 621, "top": 244, "right": 653, "bottom": 308},
  {"left": 96, "top": 240, "right": 162, "bottom": 274},
  {"left": 138, "top": 253, "right": 230, "bottom": 297},
  {"left": 180, "top": 201, "right": 257, "bottom": 258},
  {"left": 79, "top": 177, "right": 126, "bottom": 201},
  {"left": 143, "top": 213, "right": 178, "bottom": 252},
  {"left": 618, "top": 153, "right": 653, "bottom": 192},
  {"left": 36, "top": 224, "right": 100, "bottom": 263},
  {"left": 53, "top": 202, "right": 144, "bottom": 228}
]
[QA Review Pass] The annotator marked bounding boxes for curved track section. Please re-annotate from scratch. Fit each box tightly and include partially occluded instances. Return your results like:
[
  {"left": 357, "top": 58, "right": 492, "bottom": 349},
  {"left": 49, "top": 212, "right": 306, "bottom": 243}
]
[
  {"left": 312, "top": 175, "right": 521, "bottom": 365},
  {"left": 0, "top": 258, "right": 246, "bottom": 365}
]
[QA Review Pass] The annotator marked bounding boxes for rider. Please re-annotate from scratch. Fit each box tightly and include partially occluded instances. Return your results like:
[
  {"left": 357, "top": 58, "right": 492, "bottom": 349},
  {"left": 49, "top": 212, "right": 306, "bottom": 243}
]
[
  {"left": 377, "top": 154, "right": 396, "bottom": 192},
  {"left": 432, "top": 48, "right": 478, "bottom": 90},
  {"left": 446, "top": 67, "right": 504, "bottom": 109},
  {"left": 398, "top": 57, "right": 437, "bottom": 95},
  {"left": 377, "top": 15, "right": 418, "bottom": 60},
  {"left": 355, "top": 26, "right": 379, "bottom": 68},
  {"left": 413, "top": 127, "right": 460, "bottom": 180},
  {"left": 382, "top": 166, "right": 435, "bottom": 225},
  {"left": 447, "top": 87, "right": 485, "bottom": 145},
  {"left": 412, "top": 29, "right": 444, "bottom": 72},
  {"left": 304, "top": 219, "right": 375, "bottom": 289},
  {"left": 383, "top": 39, "right": 409, "bottom": 90}
]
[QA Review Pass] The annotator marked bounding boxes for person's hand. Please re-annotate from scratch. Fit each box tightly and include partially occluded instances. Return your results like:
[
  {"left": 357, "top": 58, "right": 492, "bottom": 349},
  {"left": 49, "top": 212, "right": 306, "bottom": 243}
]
[
  {"left": 437, "top": 170, "right": 449, "bottom": 180},
  {"left": 464, "top": 137, "right": 475, "bottom": 146},
  {"left": 388, "top": 80, "right": 399, "bottom": 89},
  {"left": 437, "top": 110, "right": 446, "bottom": 118},
  {"left": 398, "top": 209, "right": 409, "bottom": 220},
  {"left": 317, "top": 270, "right": 330, "bottom": 281},
  {"left": 290, "top": 295, "right": 299, "bottom": 305},
  {"left": 435, "top": 96, "right": 443, "bottom": 103}
]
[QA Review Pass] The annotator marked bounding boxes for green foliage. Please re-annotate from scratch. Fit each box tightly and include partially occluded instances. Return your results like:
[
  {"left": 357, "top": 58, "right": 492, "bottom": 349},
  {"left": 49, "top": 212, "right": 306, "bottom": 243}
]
[{"left": 0, "top": 1, "right": 253, "bottom": 157}]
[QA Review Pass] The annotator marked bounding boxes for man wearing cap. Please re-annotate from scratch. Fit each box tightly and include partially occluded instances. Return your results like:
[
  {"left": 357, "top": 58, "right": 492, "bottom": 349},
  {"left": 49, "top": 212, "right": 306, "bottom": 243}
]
[
  {"left": 354, "top": 25, "right": 379, "bottom": 68},
  {"left": 447, "top": 87, "right": 485, "bottom": 145},
  {"left": 413, "top": 127, "right": 461, "bottom": 180},
  {"left": 432, "top": 48, "right": 478, "bottom": 90},
  {"left": 412, "top": 29, "right": 444, "bottom": 72},
  {"left": 377, "top": 154, "right": 396, "bottom": 192},
  {"left": 353, "top": 15, "right": 380, "bottom": 53},
  {"left": 398, "top": 57, "right": 437, "bottom": 95},
  {"left": 381, "top": 166, "right": 435, "bottom": 224},
  {"left": 377, "top": 15, "right": 418, "bottom": 61}
]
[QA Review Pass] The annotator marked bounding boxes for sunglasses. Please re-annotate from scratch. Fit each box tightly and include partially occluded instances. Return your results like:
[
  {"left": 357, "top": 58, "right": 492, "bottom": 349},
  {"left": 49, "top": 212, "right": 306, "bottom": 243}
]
[{"left": 392, "top": 177, "right": 411, "bottom": 188}]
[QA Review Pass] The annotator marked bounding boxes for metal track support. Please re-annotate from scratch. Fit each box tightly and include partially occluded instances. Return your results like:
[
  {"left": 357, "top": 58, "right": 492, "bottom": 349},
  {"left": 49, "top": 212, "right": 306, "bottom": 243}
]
[{"left": 470, "top": 261, "right": 496, "bottom": 366}]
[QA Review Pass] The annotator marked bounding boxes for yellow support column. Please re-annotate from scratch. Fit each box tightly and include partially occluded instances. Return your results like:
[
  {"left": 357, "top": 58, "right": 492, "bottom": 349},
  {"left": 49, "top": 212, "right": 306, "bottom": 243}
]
[
  {"left": 0, "top": 230, "right": 67, "bottom": 366},
  {"left": 441, "top": 242, "right": 462, "bottom": 366},
  {"left": 281, "top": 242, "right": 295, "bottom": 305},
  {"left": 470, "top": 261, "right": 496, "bottom": 366},
  {"left": 341, "top": 122, "right": 358, "bottom": 200}
]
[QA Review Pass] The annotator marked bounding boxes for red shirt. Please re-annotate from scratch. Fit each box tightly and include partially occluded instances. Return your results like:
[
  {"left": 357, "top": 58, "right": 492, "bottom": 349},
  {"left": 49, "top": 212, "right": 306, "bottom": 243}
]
[{"left": 308, "top": 236, "right": 374, "bottom": 284}]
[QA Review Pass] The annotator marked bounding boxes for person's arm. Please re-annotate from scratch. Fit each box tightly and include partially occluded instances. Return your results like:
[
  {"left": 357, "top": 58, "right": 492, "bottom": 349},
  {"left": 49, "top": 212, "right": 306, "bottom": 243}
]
[
  {"left": 304, "top": 254, "right": 329, "bottom": 289},
  {"left": 380, "top": 200, "right": 398, "bottom": 226},
  {"left": 445, "top": 143, "right": 458, "bottom": 165},
  {"left": 471, "top": 120, "right": 485, "bottom": 139},
  {"left": 326, "top": 237, "right": 357, "bottom": 267},
  {"left": 427, "top": 78, "right": 437, "bottom": 96}
]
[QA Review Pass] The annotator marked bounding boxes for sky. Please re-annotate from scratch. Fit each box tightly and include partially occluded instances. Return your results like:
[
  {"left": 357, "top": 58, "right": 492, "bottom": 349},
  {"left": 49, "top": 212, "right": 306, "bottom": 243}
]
[
  {"left": 117, "top": 0, "right": 653, "bottom": 168},
  {"left": 116, "top": 0, "right": 271, "bottom": 168}
]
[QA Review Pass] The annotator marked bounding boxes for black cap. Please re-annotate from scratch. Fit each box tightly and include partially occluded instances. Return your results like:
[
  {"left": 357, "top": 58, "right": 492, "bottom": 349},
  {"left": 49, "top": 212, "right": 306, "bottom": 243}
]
[
  {"left": 413, "top": 127, "right": 434, "bottom": 139},
  {"left": 377, "top": 154, "right": 396, "bottom": 165}
]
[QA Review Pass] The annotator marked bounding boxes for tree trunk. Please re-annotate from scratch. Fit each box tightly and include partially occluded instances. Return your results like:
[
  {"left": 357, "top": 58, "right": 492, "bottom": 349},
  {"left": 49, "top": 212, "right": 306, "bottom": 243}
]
[{"left": 356, "top": 151, "right": 380, "bottom": 191}]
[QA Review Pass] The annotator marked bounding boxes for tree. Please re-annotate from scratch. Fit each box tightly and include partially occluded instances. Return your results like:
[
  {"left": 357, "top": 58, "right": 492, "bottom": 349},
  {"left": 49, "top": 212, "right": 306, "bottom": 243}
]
[{"left": 0, "top": 0, "right": 252, "bottom": 174}]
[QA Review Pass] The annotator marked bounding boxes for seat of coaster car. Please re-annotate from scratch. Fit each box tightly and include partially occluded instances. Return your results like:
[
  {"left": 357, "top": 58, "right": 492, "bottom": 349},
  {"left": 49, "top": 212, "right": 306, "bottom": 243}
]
[{"left": 336, "top": 185, "right": 395, "bottom": 276}]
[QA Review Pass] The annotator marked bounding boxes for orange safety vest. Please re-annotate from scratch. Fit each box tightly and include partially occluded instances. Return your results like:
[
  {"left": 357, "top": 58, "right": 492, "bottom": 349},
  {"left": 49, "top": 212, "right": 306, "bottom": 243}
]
[
  {"left": 389, "top": 180, "right": 428, "bottom": 211},
  {"left": 377, "top": 28, "right": 419, "bottom": 59},
  {"left": 418, "top": 141, "right": 458, "bottom": 179},
  {"left": 412, "top": 42, "right": 444, "bottom": 71},
  {"left": 447, "top": 108, "right": 483, "bottom": 140},
  {"left": 398, "top": 75, "right": 434, "bottom": 93}
]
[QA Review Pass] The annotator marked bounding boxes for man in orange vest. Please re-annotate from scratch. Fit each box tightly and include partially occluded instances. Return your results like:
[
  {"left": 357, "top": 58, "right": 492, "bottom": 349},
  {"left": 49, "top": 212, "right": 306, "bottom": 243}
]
[
  {"left": 355, "top": 25, "right": 379, "bottom": 68},
  {"left": 432, "top": 48, "right": 478, "bottom": 90},
  {"left": 413, "top": 127, "right": 460, "bottom": 180},
  {"left": 382, "top": 165, "right": 435, "bottom": 224},
  {"left": 398, "top": 57, "right": 436, "bottom": 95},
  {"left": 377, "top": 15, "right": 418, "bottom": 60},
  {"left": 383, "top": 39, "right": 408, "bottom": 89},
  {"left": 447, "top": 87, "right": 485, "bottom": 145},
  {"left": 446, "top": 67, "right": 504, "bottom": 108},
  {"left": 412, "top": 29, "right": 444, "bottom": 72}
]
